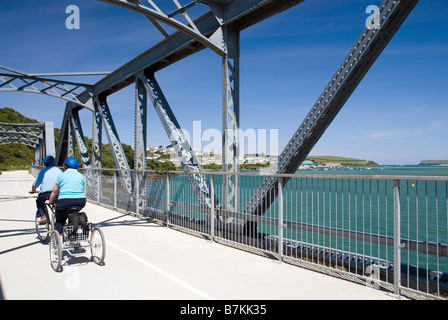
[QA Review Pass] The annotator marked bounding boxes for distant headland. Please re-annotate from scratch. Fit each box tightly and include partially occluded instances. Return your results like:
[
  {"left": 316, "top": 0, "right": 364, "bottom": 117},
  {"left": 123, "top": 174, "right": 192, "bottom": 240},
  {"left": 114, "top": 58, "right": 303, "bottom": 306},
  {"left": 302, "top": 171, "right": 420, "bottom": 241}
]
[
  {"left": 419, "top": 160, "right": 448, "bottom": 166},
  {"left": 303, "top": 156, "right": 379, "bottom": 168}
]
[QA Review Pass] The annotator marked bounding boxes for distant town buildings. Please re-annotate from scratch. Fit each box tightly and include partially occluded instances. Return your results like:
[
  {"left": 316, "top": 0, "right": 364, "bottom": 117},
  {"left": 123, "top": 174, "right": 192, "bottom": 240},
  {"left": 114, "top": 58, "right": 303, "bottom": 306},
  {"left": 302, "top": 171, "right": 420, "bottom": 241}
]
[
  {"left": 145, "top": 146, "right": 275, "bottom": 168},
  {"left": 145, "top": 146, "right": 357, "bottom": 170}
]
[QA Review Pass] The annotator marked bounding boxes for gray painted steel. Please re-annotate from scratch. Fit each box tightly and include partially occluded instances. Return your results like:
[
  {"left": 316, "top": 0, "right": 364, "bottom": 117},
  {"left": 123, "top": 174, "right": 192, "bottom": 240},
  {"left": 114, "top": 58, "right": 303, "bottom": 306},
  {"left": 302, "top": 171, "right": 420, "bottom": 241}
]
[
  {"left": 243, "top": 0, "right": 421, "bottom": 219},
  {"left": 0, "top": 121, "right": 56, "bottom": 166},
  {"left": 1, "top": 0, "right": 421, "bottom": 225}
]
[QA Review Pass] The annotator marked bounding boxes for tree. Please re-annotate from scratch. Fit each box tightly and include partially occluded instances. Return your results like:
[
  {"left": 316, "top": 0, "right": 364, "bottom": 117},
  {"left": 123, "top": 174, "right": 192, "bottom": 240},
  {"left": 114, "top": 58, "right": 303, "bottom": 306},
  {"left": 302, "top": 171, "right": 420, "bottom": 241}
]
[
  {"left": 0, "top": 107, "right": 177, "bottom": 171},
  {"left": 0, "top": 108, "right": 36, "bottom": 170}
]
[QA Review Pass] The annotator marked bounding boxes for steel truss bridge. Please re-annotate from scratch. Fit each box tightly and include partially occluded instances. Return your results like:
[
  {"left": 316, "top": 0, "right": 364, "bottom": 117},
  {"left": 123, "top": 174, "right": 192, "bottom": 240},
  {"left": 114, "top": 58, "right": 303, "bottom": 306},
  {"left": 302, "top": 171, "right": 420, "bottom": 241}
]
[
  {"left": 1, "top": 0, "right": 421, "bottom": 217},
  {"left": 3, "top": 0, "right": 447, "bottom": 300},
  {"left": 0, "top": 121, "right": 55, "bottom": 166},
  {"left": 1, "top": 2, "right": 423, "bottom": 227}
]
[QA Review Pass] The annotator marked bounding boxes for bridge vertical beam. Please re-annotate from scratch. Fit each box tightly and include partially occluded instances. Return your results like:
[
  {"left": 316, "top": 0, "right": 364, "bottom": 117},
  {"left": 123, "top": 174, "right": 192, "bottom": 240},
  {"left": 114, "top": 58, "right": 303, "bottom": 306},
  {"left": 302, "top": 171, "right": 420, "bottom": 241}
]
[
  {"left": 135, "top": 77, "right": 147, "bottom": 172},
  {"left": 90, "top": 104, "right": 103, "bottom": 202},
  {"left": 44, "top": 121, "right": 55, "bottom": 157},
  {"left": 32, "top": 125, "right": 44, "bottom": 166},
  {"left": 135, "top": 76, "right": 148, "bottom": 213},
  {"left": 33, "top": 141, "right": 43, "bottom": 166},
  {"left": 68, "top": 114, "right": 75, "bottom": 158},
  {"left": 92, "top": 106, "right": 102, "bottom": 169},
  {"left": 222, "top": 24, "right": 240, "bottom": 214}
]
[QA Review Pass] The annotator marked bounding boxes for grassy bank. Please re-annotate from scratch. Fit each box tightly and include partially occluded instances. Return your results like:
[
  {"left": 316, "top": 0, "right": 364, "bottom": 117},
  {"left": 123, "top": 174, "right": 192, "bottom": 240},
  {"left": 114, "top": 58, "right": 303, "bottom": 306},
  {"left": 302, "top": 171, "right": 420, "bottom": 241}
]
[{"left": 305, "top": 156, "right": 379, "bottom": 167}]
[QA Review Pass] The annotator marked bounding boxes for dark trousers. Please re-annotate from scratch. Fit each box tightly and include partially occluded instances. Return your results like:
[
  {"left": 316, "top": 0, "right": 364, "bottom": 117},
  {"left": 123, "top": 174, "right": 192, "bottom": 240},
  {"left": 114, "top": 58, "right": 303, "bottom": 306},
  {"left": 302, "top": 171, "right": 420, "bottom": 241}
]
[
  {"left": 55, "top": 198, "right": 86, "bottom": 234},
  {"left": 36, "top": 192, "right": 52, "bottom": 218}
]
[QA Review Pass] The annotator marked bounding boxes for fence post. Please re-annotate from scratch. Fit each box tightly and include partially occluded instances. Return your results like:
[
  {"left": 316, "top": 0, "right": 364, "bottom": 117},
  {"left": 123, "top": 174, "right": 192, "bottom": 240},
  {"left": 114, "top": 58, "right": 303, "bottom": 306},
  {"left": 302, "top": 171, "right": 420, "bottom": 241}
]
[
  {"left": 135, "top": 170, "right": 139, "bottom": 216},
  {"left": 96, "top": 169, "right": 100, "bottom": 204},
  {"left": 113, "top": 170, "right": 117, "bottom": 210},
  {"left": 210, "top": 175, "right": 215, "bottom": 242},
  {"left": 393, "top": 179, "right": 401, "bottom": 296},
  {"left": 278, "top": 177, "right": 284, "bottom": 262},
  {"left": 166, "top": 173, "right": 170, "bottom": 227}
]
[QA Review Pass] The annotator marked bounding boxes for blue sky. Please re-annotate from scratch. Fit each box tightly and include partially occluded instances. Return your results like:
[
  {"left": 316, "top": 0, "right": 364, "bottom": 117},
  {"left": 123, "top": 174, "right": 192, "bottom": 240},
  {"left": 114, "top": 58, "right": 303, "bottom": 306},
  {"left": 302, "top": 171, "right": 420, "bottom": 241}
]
[{"left": 1, "top": 0, "right": 447, "bottom": 165}]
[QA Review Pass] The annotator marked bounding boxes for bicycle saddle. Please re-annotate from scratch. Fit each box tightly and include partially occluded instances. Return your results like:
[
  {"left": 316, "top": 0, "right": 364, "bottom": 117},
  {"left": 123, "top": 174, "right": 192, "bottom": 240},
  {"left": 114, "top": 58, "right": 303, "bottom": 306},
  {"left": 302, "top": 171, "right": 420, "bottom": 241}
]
[{"left": 66, "top": 206, "right": 83, "bottom": 213}]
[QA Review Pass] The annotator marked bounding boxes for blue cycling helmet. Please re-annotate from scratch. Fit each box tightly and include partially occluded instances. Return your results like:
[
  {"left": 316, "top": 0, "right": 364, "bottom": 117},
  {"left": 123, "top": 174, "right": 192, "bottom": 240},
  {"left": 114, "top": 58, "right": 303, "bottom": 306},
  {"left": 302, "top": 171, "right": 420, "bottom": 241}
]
[
  {"left": 43, "top": 155, "right": 55, "bottom": 167},
  {"left": 64, "top": 157, "right": 79, "bottom": 169}
]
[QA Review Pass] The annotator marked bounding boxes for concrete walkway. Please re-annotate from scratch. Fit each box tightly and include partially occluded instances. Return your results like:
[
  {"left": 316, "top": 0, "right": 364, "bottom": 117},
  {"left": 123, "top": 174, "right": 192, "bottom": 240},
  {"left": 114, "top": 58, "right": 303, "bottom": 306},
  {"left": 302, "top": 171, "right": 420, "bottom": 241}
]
[{"left": 0, "top": 171, "right": 401, "bottom": 300}]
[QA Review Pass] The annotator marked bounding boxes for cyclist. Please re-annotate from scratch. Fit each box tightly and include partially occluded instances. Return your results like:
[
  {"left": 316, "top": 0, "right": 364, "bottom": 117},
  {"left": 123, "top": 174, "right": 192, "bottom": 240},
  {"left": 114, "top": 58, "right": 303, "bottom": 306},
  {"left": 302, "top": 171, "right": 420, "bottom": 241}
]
[
  {"left": 29, "top": 155, "right": 62, "bottom": 225},
  {"left": 45, "top": 157, "right": 86, "bottom": 235}
]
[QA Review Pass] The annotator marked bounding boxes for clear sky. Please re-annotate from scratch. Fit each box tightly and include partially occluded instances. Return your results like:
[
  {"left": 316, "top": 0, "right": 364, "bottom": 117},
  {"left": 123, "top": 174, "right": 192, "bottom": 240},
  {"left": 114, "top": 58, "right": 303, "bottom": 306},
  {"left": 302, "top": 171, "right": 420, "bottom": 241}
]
[{"left": 1, "top": 0, "right": 447, "bottom": 165}]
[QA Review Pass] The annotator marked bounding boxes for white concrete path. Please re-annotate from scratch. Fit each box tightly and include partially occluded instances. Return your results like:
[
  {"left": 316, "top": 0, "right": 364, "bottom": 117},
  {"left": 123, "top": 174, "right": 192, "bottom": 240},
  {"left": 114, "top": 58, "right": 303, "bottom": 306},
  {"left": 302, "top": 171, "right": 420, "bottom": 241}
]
[{"left": 0, "top": 171, "right": 401, "bottom": 301}]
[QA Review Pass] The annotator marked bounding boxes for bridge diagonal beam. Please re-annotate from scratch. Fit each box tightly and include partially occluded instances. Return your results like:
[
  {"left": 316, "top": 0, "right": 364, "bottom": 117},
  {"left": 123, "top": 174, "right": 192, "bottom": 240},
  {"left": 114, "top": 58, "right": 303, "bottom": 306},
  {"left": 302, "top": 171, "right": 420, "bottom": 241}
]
[
  {"left": 0, "top": 129, "right": 40, "bottom": 147},
  {"left": 69, "top": 109, "right": 92, "bottom": 169},
  {"left": 137, "top": 71, "right": 218, "bottom": 209},
  {"left": 98, "top": 0, "right": 226, "bottom": 56},
  {"left": 66, "top": 108, "right": 97, "bottom": 191},
  {"left": 75, "top": 0, "right": 305, "bottom": 103},
  {"left": 0, "top": 71, "right": 94, "bottom": 110},
  {"left": 0, "top": 122, "right": 43, "bottom": 137},
  {"left": 93, "top": 96, "right": 133, "bottom": 194},
  {"left": 244, "top": 0, "right": 421, "bottom": 219}
]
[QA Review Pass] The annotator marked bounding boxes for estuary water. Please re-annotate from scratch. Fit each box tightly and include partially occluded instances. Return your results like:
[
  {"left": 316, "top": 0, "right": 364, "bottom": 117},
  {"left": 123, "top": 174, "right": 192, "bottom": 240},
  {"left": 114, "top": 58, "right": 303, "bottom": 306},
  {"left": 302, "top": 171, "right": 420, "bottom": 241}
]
[
  {"left": 266, "top": 165, "right": 448, "bottom": 272},
  {"left": 294, "top": 165, "right": 448, "bottom": 177},
  {"left": 147, "top": 165, "right": 447, "bottom": 272}
]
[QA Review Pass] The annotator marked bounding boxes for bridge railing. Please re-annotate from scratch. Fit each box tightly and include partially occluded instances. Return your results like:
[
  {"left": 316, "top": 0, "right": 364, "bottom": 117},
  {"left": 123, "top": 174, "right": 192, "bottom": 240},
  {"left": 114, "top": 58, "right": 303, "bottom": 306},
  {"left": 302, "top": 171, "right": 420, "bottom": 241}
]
[{"left": 81, "top": 168, "right": 447, "bottom": 300}]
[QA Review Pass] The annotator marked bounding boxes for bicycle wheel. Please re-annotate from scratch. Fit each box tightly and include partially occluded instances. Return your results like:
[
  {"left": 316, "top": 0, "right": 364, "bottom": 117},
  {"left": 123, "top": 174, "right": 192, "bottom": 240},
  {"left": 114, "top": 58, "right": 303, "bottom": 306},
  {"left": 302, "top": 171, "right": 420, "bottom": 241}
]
[
  {"left": 90, "top": 227, "right": 106, "bottom": 265},
  {"left": 35, "top": 215, "right": 49, "bottom": 241},
  {"left": 46, "top": 205, "right": 56, "bottom": 232},
  {"left": 49, "top": 231, "right": 63, "bottom": 272}
]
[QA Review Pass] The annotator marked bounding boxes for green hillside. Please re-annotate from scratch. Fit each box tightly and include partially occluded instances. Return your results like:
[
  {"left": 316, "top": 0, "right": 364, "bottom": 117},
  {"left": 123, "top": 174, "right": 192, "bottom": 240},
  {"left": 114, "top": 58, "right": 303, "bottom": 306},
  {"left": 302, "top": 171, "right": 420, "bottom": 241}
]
[
  {"left": 0, "top": 108, "right": 38, "bottom": 170},
  {"left": 305, "top": 156, "right": 379, "bottom": 167},
  {"left": 0, "top": 108, "right": 175, "bottom": 171}
]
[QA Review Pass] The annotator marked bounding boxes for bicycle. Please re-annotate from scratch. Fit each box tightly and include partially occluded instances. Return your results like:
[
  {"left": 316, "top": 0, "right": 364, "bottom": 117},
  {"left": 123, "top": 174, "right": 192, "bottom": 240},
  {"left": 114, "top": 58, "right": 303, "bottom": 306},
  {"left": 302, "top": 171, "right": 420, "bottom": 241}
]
[
  {"left": 33, "top": 196, "right": 55, "bottom": 242},
  {"left": 48, "top": 205, "right": 106, "bottom": 272}
]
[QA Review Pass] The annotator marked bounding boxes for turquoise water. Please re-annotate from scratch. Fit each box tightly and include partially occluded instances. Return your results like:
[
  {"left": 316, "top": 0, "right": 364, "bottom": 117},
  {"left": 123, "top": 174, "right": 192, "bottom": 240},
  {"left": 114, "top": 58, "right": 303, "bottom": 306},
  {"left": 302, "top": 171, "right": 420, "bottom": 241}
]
[
  {"left": 275, "top": 167, "right": 447, "bottom": 272},
  {"left": 144, "top": 166, "right": 448, "bottom": 272},
  {"left": 295, "top": 165, "right": 448, "bottom": 177}
]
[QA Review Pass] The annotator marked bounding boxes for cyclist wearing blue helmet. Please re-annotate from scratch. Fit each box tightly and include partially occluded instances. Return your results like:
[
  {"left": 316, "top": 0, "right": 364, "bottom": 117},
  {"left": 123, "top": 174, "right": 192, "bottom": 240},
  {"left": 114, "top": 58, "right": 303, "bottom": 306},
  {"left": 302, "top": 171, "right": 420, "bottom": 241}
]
[
  {"left": 46, "top": 157, "right": 86, "bottom": 235},
  {"left": 29, "top": 155, "right": 62, "bottom": 225}
]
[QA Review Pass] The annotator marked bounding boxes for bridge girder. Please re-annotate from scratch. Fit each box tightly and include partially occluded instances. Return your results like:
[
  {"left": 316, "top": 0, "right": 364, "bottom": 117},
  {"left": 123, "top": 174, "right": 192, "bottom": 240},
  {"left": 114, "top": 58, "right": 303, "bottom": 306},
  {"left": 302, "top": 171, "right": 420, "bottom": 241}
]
[
  {"left": 0, "top": 66, "right": 94, "bottom": 110},
  {"left": 2, "top": 0, "right": 422, "bottom": 224},
  {"left": 243, "top": 0, "right": 421, "bottom": 220},
  {"left": 98, "top": 0, "right": 227, "bottom": 56},
  {"left": 0, "top": 121, "right": 55, "bottom": 166}
]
